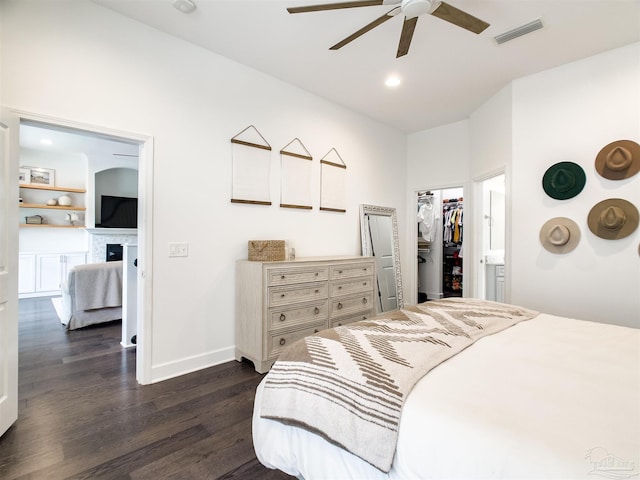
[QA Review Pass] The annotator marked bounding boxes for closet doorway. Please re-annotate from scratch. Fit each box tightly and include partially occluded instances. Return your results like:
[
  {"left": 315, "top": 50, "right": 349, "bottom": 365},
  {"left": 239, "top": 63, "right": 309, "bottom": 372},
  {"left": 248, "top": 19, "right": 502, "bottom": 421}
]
[{"left": 416, "top": 186, "right": 464, "bottom": 302}]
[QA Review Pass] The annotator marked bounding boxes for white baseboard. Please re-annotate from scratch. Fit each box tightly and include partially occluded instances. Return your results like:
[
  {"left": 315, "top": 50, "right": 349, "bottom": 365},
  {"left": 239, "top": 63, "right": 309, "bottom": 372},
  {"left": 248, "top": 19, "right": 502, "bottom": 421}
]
[{"left": 150, "top": 346, "right": 236, "bottom": 383}]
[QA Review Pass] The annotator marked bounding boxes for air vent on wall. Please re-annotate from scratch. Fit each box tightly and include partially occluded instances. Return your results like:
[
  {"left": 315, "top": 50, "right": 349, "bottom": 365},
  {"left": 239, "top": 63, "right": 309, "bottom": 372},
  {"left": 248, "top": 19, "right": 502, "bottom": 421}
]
[{"left": 494, "top": 18, "right": 544, "bottom": 45}]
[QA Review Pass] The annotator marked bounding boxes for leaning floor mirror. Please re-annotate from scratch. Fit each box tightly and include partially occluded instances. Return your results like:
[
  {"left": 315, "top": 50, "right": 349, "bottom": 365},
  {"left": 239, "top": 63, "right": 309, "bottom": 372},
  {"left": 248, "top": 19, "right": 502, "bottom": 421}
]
[{"left": 359, "top": 204, "right": 403, "bottom": 314}]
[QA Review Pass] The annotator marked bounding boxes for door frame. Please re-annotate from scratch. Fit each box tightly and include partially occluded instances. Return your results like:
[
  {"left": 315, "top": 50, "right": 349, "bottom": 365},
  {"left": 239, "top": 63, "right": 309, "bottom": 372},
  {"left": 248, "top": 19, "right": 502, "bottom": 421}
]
[
  {"left": 406, "top": 182, "right": 470, "bottom": 306},
  {"left": 6, "top": 108, "right": 154, "bottom": 385},
  {"left": 472, "top": 168, "right": 506, "bottom": 301}
]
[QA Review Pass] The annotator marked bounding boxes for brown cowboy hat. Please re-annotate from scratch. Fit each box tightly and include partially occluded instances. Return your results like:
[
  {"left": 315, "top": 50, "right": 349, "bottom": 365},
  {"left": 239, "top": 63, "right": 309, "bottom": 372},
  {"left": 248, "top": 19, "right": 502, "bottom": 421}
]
[
  {"left": 595, "top": 140, "right": 640, "bottom": 180},
  {"left": 539, "top": 217, "right": 581, "bottom": 254},
  {"left": 587, "top": 198, "right": 639, "bottom": 240}
]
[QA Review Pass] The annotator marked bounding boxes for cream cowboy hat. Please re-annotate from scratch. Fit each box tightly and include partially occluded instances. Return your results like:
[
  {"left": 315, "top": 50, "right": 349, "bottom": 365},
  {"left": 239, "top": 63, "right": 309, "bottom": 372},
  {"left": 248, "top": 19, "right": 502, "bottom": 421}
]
[
  {"left": 539, "top": 217, "right": 581, "bottom": 254},
  {"left": 587, "top": 198, "right": 639, "bottom": 240},
  {"left": 595, "top": 140, "right": 640, "bottom": 180}
]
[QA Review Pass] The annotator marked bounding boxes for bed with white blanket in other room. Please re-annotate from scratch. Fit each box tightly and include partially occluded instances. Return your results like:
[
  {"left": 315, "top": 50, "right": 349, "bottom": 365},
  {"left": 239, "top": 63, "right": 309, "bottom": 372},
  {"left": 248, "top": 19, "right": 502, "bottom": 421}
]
[
  {"left": 252, "top": 298, "right": 639, "bottom": 479},
  {"left": 60, "top": 260, "right": 123, "bottom": 330}
]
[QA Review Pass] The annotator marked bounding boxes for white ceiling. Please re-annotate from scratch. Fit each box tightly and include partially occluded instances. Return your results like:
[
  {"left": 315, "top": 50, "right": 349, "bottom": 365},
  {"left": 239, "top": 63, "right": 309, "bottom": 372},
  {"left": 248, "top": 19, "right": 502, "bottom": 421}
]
[{"left": 90, "top": 0, "right": 640, "bottom": 133}]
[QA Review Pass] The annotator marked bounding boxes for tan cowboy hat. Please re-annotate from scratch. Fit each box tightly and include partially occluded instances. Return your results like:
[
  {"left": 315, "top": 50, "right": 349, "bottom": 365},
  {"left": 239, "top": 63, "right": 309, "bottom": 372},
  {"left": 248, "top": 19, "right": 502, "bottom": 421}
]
[
  {"left": 595, "top": 140, "right": 640, "bottom": 180},
  {"left": 587, "top": 198, "right": 639, "bottom": 240},
  {"left": 539, "top": 217, "right": 581, "bottom": 254}
]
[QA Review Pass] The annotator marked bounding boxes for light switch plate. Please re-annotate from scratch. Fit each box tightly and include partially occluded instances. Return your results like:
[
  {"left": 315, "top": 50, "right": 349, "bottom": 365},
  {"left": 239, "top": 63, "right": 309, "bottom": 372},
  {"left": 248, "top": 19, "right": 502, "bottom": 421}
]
[{"left": 168, "top": 242, "right": 188, "bottom": 257}]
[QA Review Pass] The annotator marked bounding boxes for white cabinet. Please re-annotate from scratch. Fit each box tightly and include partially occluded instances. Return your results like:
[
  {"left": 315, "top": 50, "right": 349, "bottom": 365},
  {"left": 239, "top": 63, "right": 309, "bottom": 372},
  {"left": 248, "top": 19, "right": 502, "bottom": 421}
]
[
  {"left": 19, "top": 252, "right": 87, "bottom": 297},
  {"left": 236, "top": 256, "right": 376, "bottom": 373}
]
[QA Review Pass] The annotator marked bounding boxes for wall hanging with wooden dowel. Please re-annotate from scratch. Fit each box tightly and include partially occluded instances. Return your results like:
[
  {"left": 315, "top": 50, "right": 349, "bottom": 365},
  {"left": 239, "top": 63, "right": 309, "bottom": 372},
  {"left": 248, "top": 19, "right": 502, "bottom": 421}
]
[
  {"left": 230, "top": 125, "right": 272, "bottom": 206},
  {"left": 320, "top": 148, "right": 346, "bottom": 213},
  {"left": 280, "top": 138, "right": 313, "bottom": 210}
]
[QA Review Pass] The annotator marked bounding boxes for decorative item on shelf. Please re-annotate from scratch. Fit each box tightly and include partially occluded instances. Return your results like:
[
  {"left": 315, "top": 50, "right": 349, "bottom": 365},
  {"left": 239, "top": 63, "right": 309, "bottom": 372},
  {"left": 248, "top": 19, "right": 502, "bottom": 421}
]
[
  {"left": 65, "top": 212, "right": 79, "bottom": 226},
  {"left": 230, "top": 125, "right": 273, "bottom": 206},
  {"left": 46, "top": 198, "right": 58, "bottom": 206},
  {"left": 19, "top": 167, "right": 31, "bottom": 185},
  {"left": 542, "top": 161, "right": 586, "bottom": 200},
  {"left": 248, "top": 240, "right": 287, "bottom": 262},
  {"left": 587, "top": 198, "right": 639, "bottom": 240},
  {"left": 23, "top": 166, "right": 55, "bottom": 186},
  {"left": 57, "top": 195, "right": 72, "bottom": 206},
  {"left": 25, "top": 215, "right": 43, "bottom": 225},
  {"left": 595, "top": 140, "right": 640, "bottom": 180},
  {"left": 539, "top": 217, "right": 580, "bottom": 254}
]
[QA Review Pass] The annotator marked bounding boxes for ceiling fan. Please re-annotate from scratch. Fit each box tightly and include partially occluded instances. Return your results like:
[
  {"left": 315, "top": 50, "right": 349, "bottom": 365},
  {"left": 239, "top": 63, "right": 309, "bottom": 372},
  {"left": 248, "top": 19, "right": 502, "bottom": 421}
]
[{"left": 287, "top": 0, "right": 490, "bottom": 58}]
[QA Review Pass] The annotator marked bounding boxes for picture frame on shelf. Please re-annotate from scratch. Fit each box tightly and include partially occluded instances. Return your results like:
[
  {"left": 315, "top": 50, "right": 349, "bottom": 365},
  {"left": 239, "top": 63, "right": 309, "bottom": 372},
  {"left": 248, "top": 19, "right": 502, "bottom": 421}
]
[
  {"left": 19, "top": 167, "right": 31, "bottom": 185},
  {"left": 25, "top": 166, "right": 55, "bottom": 187}
]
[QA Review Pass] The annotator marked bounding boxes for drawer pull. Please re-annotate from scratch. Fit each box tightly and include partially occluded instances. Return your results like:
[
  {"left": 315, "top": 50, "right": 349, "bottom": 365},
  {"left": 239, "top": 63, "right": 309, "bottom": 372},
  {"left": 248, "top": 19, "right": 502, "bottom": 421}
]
[
  {"left": 338, "top": 323, "right": 342, "bottom": 326},
  {"left": 315, "top": 289, "right": 319, "bottom": 293},
  {"left": 363, "top": 316, "right": 367, "bottom": 320},
  {"left": 315, "top": 272, "right": 319, "bottom": 276},
  {"left": 314, "top": 329, "right": 319, "bottom": 333},
  {"left": 337, "top": 302, "right": 343, "bottom": 310},
  {"left": 314, "top": 307, "right": 320, "bottom": 314},
  {"left": 363, "top": 282, "right": 367, "bottom": 286},
  {"left": 338, "top": 270, "right": 343, "bottom": 274},
  {"left": 362, "top": 297, "right": 368, "bottom": 304},
  {"left": 281, "top": 293, "right": 286, "bottom": 298},
  {"left": 281, "top": 275, "right": 286, "bottom": 279},
  {"left": 338, "top": 286, "right": 342, "bottom": 290},
  {"left": 279, "top": 313, "right": 286, "bottom": 322},
  {"left": 279, "top": 338, "right": 286, "bottom": 346}
]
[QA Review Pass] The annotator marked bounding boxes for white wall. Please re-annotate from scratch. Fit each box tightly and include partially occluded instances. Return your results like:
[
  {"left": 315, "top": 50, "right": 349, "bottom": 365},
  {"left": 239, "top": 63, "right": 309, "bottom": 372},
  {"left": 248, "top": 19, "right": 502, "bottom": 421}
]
[
  {"left": 511, "top": 43, "right": 640, "bottom": 327},
  {"left": 1, "top": 0, "right": 407, "bottom": 381},
  {"left": 407, "top": 43, "right": 640, "bottom": 327}
]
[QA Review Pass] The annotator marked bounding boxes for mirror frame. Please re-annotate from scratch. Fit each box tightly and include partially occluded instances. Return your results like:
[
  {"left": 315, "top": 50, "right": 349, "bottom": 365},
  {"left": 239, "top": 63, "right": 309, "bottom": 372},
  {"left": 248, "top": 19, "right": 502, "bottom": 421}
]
[{"left": 359, "top": 204, "right": 404, "bottom": 312}]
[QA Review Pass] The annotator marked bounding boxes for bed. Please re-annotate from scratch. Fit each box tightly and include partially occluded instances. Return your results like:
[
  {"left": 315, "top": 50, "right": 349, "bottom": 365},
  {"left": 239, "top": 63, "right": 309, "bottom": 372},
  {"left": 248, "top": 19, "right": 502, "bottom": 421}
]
[
  {"left": 252, "top": 298, "right": 639, "bottom": 479},
  {"left": 60, "top": 260, "right": 123, "bottom": 330}
]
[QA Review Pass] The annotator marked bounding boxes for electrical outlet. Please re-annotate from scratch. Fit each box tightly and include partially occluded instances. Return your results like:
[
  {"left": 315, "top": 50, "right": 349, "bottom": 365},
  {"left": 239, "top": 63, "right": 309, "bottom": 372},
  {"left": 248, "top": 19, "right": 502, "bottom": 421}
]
[{"left": 168, "top": 242, "right": 188, "bottom": 257}]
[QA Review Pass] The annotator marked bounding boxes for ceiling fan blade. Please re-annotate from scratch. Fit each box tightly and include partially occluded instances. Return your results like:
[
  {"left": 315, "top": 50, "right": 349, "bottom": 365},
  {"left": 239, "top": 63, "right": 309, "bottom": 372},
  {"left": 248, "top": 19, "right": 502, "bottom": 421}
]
[
  {"left": 396, "top": 16, "right": 418, "bottom": 58},
  {"left": 287, "top": 0, "right": 386, "bottom": 14},
  {"left": 430, "top": 1, "right": 489, "bottom": 34},
  {"left": 330, "top": 7, "right": 399, "bottom": 50}
]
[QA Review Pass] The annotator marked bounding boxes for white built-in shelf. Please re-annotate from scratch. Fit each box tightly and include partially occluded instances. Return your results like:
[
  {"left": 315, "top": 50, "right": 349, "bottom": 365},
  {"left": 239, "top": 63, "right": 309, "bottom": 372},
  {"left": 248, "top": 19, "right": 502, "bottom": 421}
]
[
  {"left": 20, "top": 184, "right": 86, "bottom": 193},
  {"left": 20, "top": 203, "right": 86, "bottom": 211}
]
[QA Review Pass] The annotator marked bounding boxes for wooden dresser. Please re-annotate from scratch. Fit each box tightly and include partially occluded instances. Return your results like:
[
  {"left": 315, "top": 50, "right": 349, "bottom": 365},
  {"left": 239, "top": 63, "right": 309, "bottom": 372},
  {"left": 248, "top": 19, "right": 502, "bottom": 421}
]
[{"left": 235, "top": 256, "right": 376, "bottom": 373}]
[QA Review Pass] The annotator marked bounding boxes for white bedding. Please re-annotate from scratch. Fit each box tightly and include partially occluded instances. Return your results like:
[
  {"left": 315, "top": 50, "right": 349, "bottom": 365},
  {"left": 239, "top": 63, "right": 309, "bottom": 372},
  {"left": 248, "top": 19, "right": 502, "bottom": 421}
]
[{"left": 253, "top": 313, "right": 640, "bottom": 479}]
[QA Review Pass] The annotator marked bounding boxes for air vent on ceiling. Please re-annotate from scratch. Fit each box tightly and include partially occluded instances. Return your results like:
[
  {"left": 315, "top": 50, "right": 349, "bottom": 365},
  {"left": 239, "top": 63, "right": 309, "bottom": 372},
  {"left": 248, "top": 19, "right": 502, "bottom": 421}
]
[{"left": 494, "top": 18, "right": 544, "bottom": 45}]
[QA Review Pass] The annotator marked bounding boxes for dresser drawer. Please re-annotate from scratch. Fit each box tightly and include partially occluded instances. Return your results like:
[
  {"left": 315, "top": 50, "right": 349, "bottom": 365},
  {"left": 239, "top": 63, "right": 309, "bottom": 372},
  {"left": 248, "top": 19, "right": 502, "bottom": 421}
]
[
  {"left": 268, "top": 282, "right": 328, "bottom": 307},
  {"left": 330, "top": 262, "right": 375, "bottom": 280},
  {"left": 267, "top": 267, "right": 329, "bottom": 286},
  {"left": 268, "top": 322, "right": 326, "bottom": 359},
  {"left": 268, "top": 301, "right": 328, "bottom": 331},
  {"left": 330, "top": 310, "right": 373, "bottom": 328},
  {"left": 330, "top": 276, "right": 374, "bottom": 297},
  {"left": 329, "top": 293, "right": 373, "bottom": 317}
]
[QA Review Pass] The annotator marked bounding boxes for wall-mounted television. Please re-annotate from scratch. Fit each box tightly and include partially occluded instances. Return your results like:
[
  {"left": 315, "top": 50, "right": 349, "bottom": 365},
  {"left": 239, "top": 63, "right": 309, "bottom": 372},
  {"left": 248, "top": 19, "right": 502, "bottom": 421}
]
[{"left": 98, "top": 195, "right": 138, "bottom": 228}]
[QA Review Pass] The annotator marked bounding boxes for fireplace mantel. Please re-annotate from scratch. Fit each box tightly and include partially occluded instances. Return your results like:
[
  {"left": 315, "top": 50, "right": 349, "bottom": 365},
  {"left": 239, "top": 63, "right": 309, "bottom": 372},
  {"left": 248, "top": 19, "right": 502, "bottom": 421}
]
[{"left": 85, "top": 228, "right": 138, "bottom": 235}]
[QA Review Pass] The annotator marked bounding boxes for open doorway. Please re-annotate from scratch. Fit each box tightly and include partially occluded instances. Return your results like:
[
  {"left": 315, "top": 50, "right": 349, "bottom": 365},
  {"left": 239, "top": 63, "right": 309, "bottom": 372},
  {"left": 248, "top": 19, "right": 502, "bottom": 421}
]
[
  {"left": 15, "top": 115, "right": 151, "bottom": 383},
  {"left": 476, "top": 173, "right": 505, "bottom": 301},
  {"left": 416, "top": 186, "right": 464, "bottom": 302}
]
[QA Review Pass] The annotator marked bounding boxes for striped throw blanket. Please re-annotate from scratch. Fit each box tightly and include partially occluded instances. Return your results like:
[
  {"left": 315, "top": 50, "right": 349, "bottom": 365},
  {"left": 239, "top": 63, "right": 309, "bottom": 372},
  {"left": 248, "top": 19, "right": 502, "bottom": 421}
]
[{"left": 260, "top": 298, "right": 538, "bottom": 472}]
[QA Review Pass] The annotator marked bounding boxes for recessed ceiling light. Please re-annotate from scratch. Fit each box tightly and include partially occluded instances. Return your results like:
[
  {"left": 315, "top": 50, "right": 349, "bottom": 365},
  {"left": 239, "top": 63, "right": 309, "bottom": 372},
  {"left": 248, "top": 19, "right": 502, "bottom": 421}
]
[
  {"left": 173, "top": 0, "right": 196, "bottom": 14},
  {"left": 40, "top": 138, "right": 52, "bottom": 145},
  {"left": 385, "top": 75, "right": 401, "bottom": 88}
]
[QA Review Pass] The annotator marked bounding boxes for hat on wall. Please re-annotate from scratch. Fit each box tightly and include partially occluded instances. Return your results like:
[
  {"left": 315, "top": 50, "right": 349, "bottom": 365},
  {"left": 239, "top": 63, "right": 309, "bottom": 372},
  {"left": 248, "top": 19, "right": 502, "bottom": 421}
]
[
  {"left": 595, "top": 140, "right": 640, "bottom": 180},
  {"left": 542, "top": 162, "right": 586, "bottom": 200},
  {"left": 587, "top": 198, "right": 639, "bottom": 240},
  {"left": 539, "top": 217, "right": 581, "bottom": 254}
]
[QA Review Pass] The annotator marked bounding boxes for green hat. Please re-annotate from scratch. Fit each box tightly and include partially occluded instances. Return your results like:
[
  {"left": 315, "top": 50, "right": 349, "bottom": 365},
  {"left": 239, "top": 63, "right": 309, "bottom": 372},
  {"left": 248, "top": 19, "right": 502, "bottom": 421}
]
[{"left": 542, "top": 162, "right": 586, "bottom": 200}]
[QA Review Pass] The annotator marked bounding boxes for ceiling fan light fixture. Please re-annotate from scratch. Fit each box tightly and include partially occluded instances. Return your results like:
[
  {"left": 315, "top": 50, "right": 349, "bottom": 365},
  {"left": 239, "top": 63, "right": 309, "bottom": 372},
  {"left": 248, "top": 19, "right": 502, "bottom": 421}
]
[
  {"left": 385, "top": 75, "right": 402, "bottom": 87},
  {"left": 173, "top": 0, "right": 196, "bottom": 14},
  {"left": 401, "top": 0, "right": 433, "bottom": 19}
]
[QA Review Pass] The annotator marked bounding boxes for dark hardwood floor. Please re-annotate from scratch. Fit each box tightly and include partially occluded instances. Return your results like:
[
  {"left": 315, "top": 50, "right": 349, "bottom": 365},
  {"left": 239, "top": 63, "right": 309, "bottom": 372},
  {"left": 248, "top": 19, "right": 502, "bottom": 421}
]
[{"left": 0, "top": 297, "right": 292, "bottom": 480}]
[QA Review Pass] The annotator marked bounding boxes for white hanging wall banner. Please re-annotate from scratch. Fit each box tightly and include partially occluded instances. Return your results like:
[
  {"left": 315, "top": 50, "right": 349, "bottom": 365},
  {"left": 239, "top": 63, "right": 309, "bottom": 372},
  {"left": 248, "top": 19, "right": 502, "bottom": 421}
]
[
  {"left": 231, "top": 125, "right": 272, "bottom": 205},
  {"left": 280, "top": 138, "right": 313, "bottom": 210},
  {"left": 320, "top": 148, "right": 346, "bottom": 212}
]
